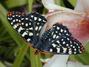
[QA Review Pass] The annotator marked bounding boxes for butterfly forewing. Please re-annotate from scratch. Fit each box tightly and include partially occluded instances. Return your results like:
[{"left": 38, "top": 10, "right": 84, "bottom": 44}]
[
  {"left": 7, "top": 11, "right": 47, "bottom": 46},
  {"left": 26, "top": 12, "right": 47, "bottom": 45}
]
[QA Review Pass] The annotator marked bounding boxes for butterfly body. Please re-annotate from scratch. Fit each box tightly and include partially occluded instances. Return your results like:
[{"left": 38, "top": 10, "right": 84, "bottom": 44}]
[{"left": 7, "top": 11, "right": 84, "bottom": 55}]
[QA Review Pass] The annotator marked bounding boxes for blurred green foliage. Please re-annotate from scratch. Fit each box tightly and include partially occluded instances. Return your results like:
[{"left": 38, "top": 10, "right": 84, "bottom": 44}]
[{"left": 0, "top": 0, "right": 89, "bottom": 67}]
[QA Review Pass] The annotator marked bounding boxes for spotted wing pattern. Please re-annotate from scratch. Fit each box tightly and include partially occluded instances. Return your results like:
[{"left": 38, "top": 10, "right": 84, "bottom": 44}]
[
  {"left": 7, "top": 11, "right": 47, "bottom": 46},
  {"left": 7, "top": 11, "right": 84, "bottom": 55},
  {"left": 39, "top": 23, "right": 84, "bottom": 54}
]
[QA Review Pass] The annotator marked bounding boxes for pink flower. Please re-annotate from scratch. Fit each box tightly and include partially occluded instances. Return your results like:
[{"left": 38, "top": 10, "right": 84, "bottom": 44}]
[
  {"left": 42, "top": 0, "right": 89, "bottom": 67},
  {"left": 42, "top": 0, "right": 89, "bottom": 44}
]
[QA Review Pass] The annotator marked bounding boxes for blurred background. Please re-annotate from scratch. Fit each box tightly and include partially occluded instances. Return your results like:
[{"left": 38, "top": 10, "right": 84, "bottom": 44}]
[{"left": 0, "top": 0, "right": 89, "bottom": 67}]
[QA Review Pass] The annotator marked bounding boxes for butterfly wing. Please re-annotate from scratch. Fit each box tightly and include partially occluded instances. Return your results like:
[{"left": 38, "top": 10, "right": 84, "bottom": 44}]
[
  {"left": 26, "top": 12, "right": 47, "bottom": 45},
  {"left": 39, "top": 23, "right": 84, "bottom": 54},
  {"left": 7, "top": 11, "right": 47, "bottom": 46}
]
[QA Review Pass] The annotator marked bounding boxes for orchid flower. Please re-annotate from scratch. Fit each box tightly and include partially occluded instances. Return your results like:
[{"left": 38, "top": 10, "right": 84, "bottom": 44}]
[{"left": 42, "top": 0, "right": 89, "bottom": 67}]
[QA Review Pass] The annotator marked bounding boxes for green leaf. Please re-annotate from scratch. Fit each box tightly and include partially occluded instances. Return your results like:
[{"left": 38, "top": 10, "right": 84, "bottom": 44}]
[
  {"left": 0, "top": 4, "right": 29, "bottom": 67},
  {"left": 70, "top": 42, "right": 89, "bottom": 65},
  {"left": 69, "top": 0, "right": 77, "bottom": 6},
  {"left": 0, "top": 62, "right": 6, "bottom": 67},
  {"left": 4, "top": 0, "right": 27, "bottom": 8}
]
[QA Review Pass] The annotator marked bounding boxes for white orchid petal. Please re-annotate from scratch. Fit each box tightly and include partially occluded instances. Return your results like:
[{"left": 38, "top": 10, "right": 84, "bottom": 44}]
[
  {"left": 42, "top": 0, "right": 60, "bottom": 10},
  {"left": 42, "top": 0, "right": 83, "bottom": 14},
  {"left": 43, "top": 55, "right": 69, "bottom": 67},
  {"left": 43, "top": 56, "right": 89, "bottom": 67},
  {"left": 75, "top": 0, "right": 89, "bottom": 14}
]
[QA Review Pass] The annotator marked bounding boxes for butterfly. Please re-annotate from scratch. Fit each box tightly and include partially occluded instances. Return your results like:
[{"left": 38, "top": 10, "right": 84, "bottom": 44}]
[{"left": 7, "top": 11, "right": 84, "bottom": 54}]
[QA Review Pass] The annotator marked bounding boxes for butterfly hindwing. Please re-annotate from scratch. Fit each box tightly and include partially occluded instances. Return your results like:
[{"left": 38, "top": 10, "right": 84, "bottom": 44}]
[
  {"left": 40, "top": 23, "right": 84, "bottom": 54},
  {"left": 46, "top": 36, "right": 84, "bottom": 54}
]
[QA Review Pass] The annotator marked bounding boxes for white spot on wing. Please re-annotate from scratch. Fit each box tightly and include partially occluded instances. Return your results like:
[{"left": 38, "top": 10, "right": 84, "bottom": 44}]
[
  {"left": 43, "top": 20, "right": 46, "bottom": 22},
  {"left": 56, "top": 36, "right": 59, "bottom": 38},
  {"left": 22, "top": 32, "right": 27, "bottom": 37},
  {"left": 16, "top": 15, "right": 18, "bottom": 17},
  {"left": 39, "top": 26, "right": 42, "bottom": 30},
  {"left": 50, "top": 49, "right": 53, "bottom": 52},
  {"left": 37, "top": 22, "right": 40, "bottom": 25},
  {"left": 34, "top": 17, "right": 37, "bottom": 20},
  {"left": 74, "top": 52, "right": 76, "bottom": 54},
  {"left": 52, "top": 43, "right": 56, "bottom": 47},
  {"left": 22, "top": 22, "right": 24, "bottom": 25},
  {"left": 29, "top": 27, "right": 33, "bottom": 30},
  {"left": 21, "top": 18, "right": 24, "bottom": 20},
  {"left": 53, "top": 34, "right": 56, "bottom": 38},
  {"left": 64, "top": 30, "right": 67, "bottom": 33},
  {"left": 61, "top": 39, "right": 64, "bottom": 41},
  {"left": 56, "top": 40, "right": 60, "bottom": 44},
  {"left": 11, "top": 22, "right": 13, "bottom": 25},
  {"left": 57, "top": 48, "right": 60, "bottom": 53},
  {"left": 25, "top": 23, "right": 28, "bottom": 27},
  {"left": 31, "top": 15, "right": 33, "bottom": 18},
  {"left": 18, "top": 27, "right": 23, "bottom": 32},
  {"left": 57, "top": 27, "right": 60, "bottom": 30},
  {"left": 69, "top": 48, "right": 72, "bottom": 54},
  {"left": 19, "top": 20, "right": 21, "bottom": 22},
  {"left": 8, "top": 17, "right": 12, "bottom": 20},
  {"left": 38, "top": 18, "right": 41, "bottom": 21},
  {"left": 74, "top": 48, "right": 76, "bottom": 51},
  {"left": 16, "top": 19, "right": 19, "bottom": 21},
  {"left": 63, "top": 48, "right": 67, "bottom": 53},
  {"left": 60, "top": 29, "right": 63, "bottom": 32},
  {"left": 35, "top": 27, "right": 38, "bottom": 30},
  {"left": 12, "top": 20, "right": 15, "bottom": 23},
  {"left": 29, "top": 23, "right": 31, "bottom": 25},
  {"left": 66, "top": 33, "right": 69, "bottom": 36},
  {"left": 12, "top": 15, "right": 15, "bottom": 17},
  {"left": 27, "top": 38, "right": 31, "bottom": 42},
  {"left": 62, "top": 41, "right": 66, "bottom": 44},
  {"left": 66, "top": 44, "right": 69, "bottom": 46},
  {"left": 25, "top": 18, "right": 28, "bottom": 20},
  {"left": 67, "top": 38, "right": 70, "bottom": 40},
  {"left": 29, "top": 33, "right": 33, "bottom": 36},
  {"left": 13, "top": 24, "right": 18, "bottom": 29}
]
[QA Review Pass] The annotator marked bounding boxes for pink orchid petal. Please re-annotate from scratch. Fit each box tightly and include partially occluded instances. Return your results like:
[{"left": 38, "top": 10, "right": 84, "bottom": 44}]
[
  {"left": 42, "top": 0, "right": 89, "bottom": 43},
  {"left": 75, "top": 0, "right": 89, "bottom": 14},
  {"left": 42, "top": 0, "right": 89, "bottom": 67},
  {"left": 45, "top": 10, "right": 89, "bottom": 43}
]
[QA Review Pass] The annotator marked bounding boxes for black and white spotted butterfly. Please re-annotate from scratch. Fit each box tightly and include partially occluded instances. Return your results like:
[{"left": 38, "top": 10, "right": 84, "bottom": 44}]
[{"left": 7, "top": 11, "right": 84, "bottom": 54}]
